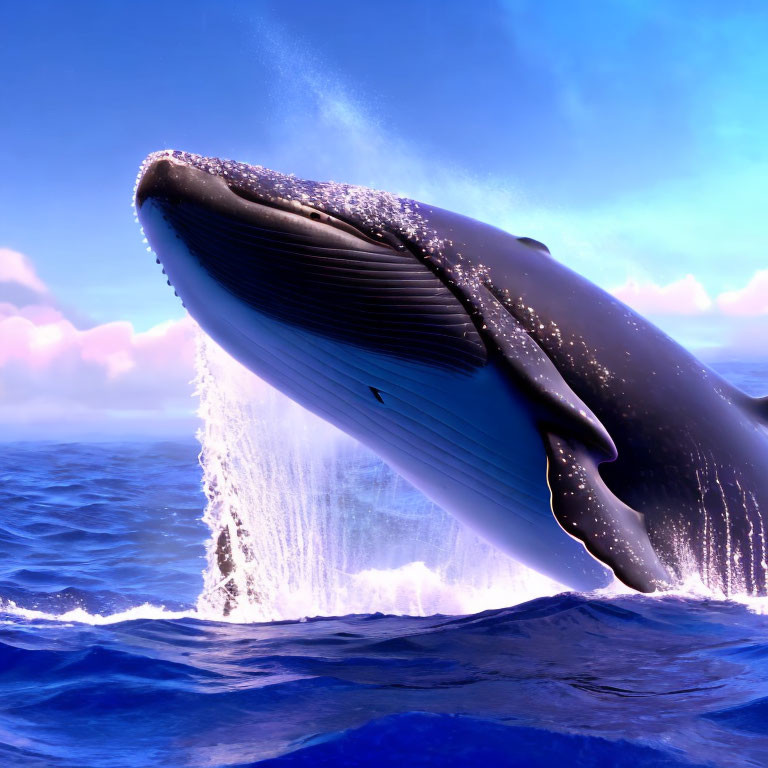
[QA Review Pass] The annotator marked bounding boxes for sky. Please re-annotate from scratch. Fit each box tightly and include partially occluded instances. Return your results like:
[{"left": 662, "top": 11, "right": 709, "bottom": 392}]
[{"left": 1, "top": 1, "right": 767, "bottom": 438}]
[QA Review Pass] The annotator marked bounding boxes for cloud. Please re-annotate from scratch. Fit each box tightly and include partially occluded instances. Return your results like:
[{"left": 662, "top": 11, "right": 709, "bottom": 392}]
[
  {"left": 606, "top": 269, "right": 768, "bottom": 362},
  {"left": 0, "top": 248, "right": 47, "bottom": 294},
  {"left": 611, "top": 274, "right": 713, "bottom": 315},
  {"left": 0, "top": 250, "right": 198, "bottom": 439},
  {"left": 717, "top": 269, "right": 768, "bottom": 316},
  {"left": 610, "top": 269, "right": 768, "bottom": 318}
]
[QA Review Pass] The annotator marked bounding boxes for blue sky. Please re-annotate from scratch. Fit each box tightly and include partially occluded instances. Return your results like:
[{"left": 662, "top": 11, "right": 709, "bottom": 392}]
[{"left": 1, "top": 1, "right": 767, "bottom": 436}]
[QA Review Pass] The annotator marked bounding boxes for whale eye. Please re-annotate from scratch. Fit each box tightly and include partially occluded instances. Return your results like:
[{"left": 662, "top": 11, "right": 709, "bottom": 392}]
[
  {"left": 369, "top": 386, "right": 385, "bottom": 404},
  {"left": 309, "top": 212, "right": 321, "bottom": 221}
]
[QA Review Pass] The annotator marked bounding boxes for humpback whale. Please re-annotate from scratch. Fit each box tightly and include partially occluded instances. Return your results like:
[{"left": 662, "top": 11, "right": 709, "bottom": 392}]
[{"left": 135, "top": 150, "right": 768, "bottom": 595}]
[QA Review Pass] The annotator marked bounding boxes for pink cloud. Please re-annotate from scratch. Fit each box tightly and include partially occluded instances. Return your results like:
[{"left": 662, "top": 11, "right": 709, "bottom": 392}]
[
  {"left": 612, "top": 269, "right": 768, "bottom": 319},
  {"left": 0, "top": 250, "right": 198, "bottom": 437},
  {"left": 611, "top": 274, "right": 713, "bottom": 315},
  {"left": 80, "top": 321, "right": 138, "bottom": 378},
  {"left": 0, "top": 249, "right": 47, "bottom": 293},
  {"left": 0, "top": 310, "right": 196, "bottom": 395},
  {"left": 717, "top": 270, "right": 768, "bottom": 316}
]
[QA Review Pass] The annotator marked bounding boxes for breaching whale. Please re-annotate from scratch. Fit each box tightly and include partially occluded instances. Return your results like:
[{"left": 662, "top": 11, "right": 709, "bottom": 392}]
[{"left": 135, "top": 150, "right": 768, "bottom": 595}]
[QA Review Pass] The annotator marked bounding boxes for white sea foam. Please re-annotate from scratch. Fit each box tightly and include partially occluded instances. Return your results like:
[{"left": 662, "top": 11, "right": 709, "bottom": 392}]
[
  {"left": 0, "top": 599, "right": 196, "bottom": 626},
  {"left": 5, "top": 584, "right": 767, "bottom": 627}
]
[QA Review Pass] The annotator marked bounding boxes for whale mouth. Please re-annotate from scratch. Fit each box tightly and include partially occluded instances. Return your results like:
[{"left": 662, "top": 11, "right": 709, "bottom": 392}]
[{"left": 136, "top": 155, "right": 487, "bottom": 372}]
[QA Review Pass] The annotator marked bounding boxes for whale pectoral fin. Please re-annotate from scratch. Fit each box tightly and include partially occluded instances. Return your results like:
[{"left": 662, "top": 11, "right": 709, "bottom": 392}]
[
  {"left": 544, "top": 434, "right": 672, "bottom": 593},
  {"left": 477, "top": 287, "right": 671, "bottom": 591}
]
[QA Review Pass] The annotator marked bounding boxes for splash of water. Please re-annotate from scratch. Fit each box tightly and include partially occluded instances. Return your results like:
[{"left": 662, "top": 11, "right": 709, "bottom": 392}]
[
  {"left": 194, "top": 333, "right": 561, "bottom": 622},
  {"left": 191, "top": 331, "right": 768, "bottom": 621},
  {"left": 662, "top": 447, "right": 768, "bottom": 598}
]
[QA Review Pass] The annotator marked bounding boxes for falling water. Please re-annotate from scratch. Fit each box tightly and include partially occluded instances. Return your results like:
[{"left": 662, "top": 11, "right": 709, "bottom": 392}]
[{"left": 194, "top": 333, "right": 561, "bottom": 622}]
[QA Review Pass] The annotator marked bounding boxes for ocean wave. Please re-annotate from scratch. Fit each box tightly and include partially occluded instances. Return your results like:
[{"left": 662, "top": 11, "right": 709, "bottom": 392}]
[
  {"left": 3, "top": 570, "right": 768, "bottom": 628},
  {"left": 0, "top": 591, "right": 766, "bottom": 766}
]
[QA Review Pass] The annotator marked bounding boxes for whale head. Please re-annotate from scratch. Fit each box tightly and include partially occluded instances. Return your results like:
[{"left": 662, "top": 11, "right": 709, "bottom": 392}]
[{"left": 135, "top": 150, "right": 493, "bottom": 375}]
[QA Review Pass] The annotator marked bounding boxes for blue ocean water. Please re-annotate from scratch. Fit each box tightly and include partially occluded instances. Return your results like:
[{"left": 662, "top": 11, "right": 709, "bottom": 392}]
[{"left": 0, "top": 361, "right": 766, "bottom": 767}]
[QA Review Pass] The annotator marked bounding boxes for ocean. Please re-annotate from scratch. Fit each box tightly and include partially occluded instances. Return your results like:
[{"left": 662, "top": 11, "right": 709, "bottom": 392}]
[{"left": 0, "top": 359, "right": 766, "bottom": 767}]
